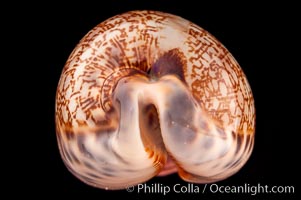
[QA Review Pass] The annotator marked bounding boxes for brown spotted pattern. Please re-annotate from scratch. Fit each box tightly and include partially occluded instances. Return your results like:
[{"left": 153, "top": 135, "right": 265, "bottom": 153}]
[{"left": 56, "top": 10, "right": 255, "bottom": 190}]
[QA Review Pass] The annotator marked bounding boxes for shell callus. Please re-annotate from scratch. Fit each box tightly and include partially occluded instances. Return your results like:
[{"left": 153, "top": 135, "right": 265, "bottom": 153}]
[{"left": 56, "top": 10, "right": 255, "bottom": 190}]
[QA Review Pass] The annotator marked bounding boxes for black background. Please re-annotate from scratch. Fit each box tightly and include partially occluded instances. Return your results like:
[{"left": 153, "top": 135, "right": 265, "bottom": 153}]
[{"left": 14, "top": 1, "right": 299, "bottom": 199}]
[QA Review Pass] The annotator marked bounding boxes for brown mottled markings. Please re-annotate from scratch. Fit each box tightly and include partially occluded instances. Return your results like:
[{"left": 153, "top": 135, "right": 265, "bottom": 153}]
[
  {"left": 65, "top": 131, "right": 75, "bottom": 141},
  {"left": 235, "top": 135, "right": 243, "bottom": 154},
  {"left": 69, "top": 150, "right": 80, "bottom": 164},
  {"left": 56, "top": 10, "right": 255, "bottom": 190},
  {"left": 86, "top": 172, "right": 100, "bottom": 178},
  {"left": 83, "top": 162, "right": 96, "bottom": 170},
  {"left": 77, "top": 138, "right": 93, "bottom": 158}
]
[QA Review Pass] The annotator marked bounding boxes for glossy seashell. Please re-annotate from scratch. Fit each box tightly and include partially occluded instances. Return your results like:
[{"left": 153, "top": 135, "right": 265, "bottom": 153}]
[{"left": 56, "top": 10, "right": 255, "bottom": 190}]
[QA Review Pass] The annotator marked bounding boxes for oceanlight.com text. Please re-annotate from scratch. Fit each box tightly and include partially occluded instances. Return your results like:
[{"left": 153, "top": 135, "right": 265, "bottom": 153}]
[{"left": 126, "top": 183, "right": 295, "bottom": 196}]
